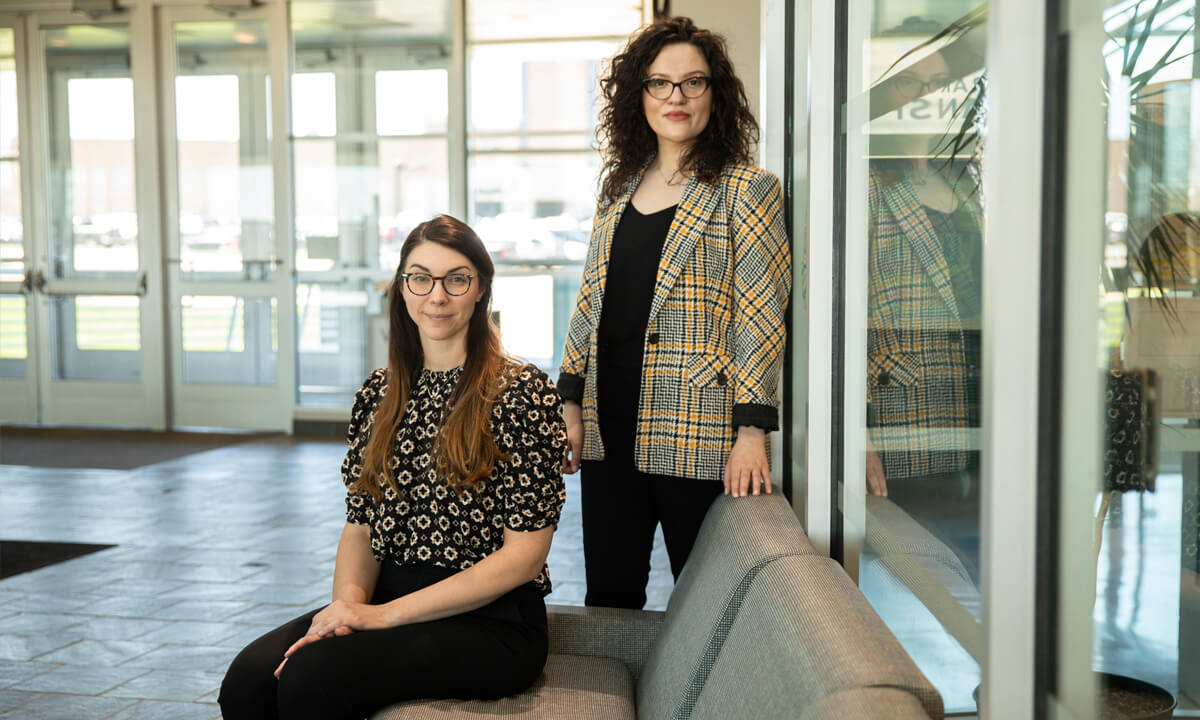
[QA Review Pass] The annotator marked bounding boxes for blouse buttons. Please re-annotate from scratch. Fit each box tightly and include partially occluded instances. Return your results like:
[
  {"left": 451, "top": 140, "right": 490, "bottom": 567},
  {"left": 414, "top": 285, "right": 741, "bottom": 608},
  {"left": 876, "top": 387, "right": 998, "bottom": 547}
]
[{"left": 647, "top": 332, "right": 660, "bottom": 344}]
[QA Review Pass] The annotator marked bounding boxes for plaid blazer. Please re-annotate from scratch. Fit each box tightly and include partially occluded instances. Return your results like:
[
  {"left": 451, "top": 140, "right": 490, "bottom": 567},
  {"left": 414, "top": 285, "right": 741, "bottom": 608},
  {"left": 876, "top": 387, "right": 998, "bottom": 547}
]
[
  {"left": 558, "top": 164, "right": 791, "bottom": 481},
  {"left": 867, "top": 171, "right": 982, "bottom": 480}
]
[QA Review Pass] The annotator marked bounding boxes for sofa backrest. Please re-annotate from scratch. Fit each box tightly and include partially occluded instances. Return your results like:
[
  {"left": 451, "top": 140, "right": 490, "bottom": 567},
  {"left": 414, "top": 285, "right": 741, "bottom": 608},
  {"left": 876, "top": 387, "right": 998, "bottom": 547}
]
[
  {"left": 636, "top": 493, "right": 815, "bottom": 720},
  {"left": 688, "top": 554, "right": 944, "bottom": 720}
]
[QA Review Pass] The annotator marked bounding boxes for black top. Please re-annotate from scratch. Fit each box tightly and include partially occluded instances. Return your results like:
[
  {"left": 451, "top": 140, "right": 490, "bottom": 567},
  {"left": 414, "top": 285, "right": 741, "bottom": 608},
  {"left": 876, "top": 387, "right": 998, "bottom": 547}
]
[
  {"left": 925, "top": 204, "right": 982, "bottom": 442},
  {"left": 595, "top": 203, "right": 676, "bottom": 467},
  {"left": 341, "top": 363, "right": 568, "bottom": 596},
  {"left": 925, "top": 204, "right": 982, "bottom": 322}
]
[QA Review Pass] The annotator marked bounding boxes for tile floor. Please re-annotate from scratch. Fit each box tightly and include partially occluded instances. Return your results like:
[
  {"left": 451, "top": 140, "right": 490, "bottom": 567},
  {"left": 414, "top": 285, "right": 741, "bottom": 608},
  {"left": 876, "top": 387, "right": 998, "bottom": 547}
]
[{"left": 0, "top": 435, "right": 672, "bottom": 719}]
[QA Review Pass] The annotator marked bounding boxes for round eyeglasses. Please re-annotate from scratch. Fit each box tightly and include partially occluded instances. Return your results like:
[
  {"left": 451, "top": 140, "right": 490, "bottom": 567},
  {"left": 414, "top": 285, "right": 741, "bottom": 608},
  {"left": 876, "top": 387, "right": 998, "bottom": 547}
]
[
  {"left": 642, "top": 76, "right": 711, "bottom": 100},
  {"left": 890, "top": 73, "right": 955, "bottom": 99},
  {"left": 401, "top": 272, "right": 475, "bottom": 296}
]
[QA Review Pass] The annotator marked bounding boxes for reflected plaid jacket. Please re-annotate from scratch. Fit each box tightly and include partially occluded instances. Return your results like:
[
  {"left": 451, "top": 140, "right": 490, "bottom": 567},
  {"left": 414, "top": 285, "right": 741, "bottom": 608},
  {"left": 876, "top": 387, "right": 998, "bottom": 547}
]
[
  {"left": 558, "top": 164, "right": 791, "bottom": 481},
  {"left": 867, "top": 171, "right": 981, "bottom": 480}
]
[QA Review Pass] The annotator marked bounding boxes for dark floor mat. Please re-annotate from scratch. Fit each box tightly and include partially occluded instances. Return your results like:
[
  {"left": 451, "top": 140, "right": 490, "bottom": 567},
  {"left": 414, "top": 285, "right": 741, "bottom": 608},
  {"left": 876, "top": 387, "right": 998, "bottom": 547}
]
[
  {"left": 0, "top": 426, "right": 259, "bottom": 470},
  {"left": 0, "top": 540, "right": 116, "bottom": 580}
]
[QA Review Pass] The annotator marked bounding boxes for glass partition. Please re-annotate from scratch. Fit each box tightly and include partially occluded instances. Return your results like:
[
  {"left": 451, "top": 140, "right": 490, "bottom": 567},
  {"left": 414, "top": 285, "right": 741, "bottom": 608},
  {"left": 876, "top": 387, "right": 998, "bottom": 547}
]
[
  {"left": 1055, "top": 1, "right": 1200, "bottom": 715},
  {"left": 291, "top": 0, "right": 453, "bottom": 407},
  {"left": 843, "top": 4, "right": 988, "bottom": 713}
]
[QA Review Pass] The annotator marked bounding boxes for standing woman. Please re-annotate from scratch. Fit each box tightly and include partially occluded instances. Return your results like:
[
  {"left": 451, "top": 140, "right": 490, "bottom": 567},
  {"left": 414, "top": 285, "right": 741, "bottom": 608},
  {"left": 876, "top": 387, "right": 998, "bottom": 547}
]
[
  {"left": 220, "top": 215, "right": 567, "bottom": 720},
  {"left": 559, "top": 17, "right": 790, "bottom": 609}
]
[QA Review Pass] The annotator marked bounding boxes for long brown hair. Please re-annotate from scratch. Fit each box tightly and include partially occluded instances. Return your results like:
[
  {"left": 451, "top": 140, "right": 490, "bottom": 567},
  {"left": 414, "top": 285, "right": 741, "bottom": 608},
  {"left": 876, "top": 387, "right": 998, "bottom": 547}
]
[
  {"left": 353, "top": 215, "right": 509, "bottom": 500},
  {"left": 597, "top": 16, "right": 759, "bottom": 203}
]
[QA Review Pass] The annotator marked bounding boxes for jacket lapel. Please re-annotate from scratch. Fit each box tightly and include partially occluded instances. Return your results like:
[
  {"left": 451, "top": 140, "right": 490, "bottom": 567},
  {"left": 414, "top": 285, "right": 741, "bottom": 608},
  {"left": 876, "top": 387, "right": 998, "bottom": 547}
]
[
  {"left": 882, "top": 179, "right": 960, "bottom": 319},
  {"left": 647, "top": 173, "right": 710, "bottom": 327}
]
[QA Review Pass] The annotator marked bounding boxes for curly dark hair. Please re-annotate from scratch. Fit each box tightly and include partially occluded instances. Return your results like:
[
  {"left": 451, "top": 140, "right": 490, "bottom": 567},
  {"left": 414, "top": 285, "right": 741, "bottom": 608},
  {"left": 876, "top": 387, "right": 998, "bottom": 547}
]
[{"left": 597, "top": 16, "right": 759, "bottom": 203}]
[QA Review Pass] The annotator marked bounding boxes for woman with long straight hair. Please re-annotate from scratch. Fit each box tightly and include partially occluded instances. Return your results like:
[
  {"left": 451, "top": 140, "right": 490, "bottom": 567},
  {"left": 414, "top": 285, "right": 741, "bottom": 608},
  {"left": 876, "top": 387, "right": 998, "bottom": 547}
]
[
  {"left": 220, "top": 215, "right": 567, "bottom": 720},
  {"left": 559, "top": 17, "right": 791, "bottom": 609}
]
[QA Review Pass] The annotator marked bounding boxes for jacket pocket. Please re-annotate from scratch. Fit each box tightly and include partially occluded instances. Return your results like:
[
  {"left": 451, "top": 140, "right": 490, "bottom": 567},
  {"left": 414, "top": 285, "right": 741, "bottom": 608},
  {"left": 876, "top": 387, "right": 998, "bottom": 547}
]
[
  {"left": 868, "top": 351, "right": 921, "bottom": 389},
  {"left": 686, "top": 352, "right": 733, "bottom": 389}
]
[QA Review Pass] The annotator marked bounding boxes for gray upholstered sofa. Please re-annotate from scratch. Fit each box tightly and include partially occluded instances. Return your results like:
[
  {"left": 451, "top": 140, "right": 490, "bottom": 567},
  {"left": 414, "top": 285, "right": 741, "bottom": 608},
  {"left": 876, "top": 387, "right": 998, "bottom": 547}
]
[{"left": 373, "top": 492, "right": 944, "bottom": 720}]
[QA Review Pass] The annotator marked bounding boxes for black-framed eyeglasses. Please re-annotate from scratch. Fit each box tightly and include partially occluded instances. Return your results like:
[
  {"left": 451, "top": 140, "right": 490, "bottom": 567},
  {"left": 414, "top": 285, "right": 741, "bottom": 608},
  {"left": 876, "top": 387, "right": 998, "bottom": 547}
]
[
  {"left": 890, "top": 73, "right": 955, "bottom": 99},
  {"left": 400, "top": 272, "right": 475, "bottom": 296},
  {"left": 642, "top": 76, "right": 711, "bottom": 100}
]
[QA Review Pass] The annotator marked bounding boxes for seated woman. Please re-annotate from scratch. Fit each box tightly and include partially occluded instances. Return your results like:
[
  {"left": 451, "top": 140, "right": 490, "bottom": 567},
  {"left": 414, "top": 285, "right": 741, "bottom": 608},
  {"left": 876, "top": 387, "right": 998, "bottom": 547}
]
[{"left": 219, "top": 214, "right": 568, "bottom": 720}]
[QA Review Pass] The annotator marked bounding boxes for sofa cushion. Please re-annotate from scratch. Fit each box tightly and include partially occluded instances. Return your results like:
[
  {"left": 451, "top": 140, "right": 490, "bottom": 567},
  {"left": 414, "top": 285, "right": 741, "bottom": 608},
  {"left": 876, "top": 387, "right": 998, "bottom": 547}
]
[
  {"left": 799, "top": 687, "right": 935, "bottom": 720},
  {"left": 637, "top": 493, "right": 815, "bottom": 719},
  {"left": 688, "top": 555, "right": 943, "bottom": 720},
  {"left": 371, "top": 653, "right": 635, "bottom": 720},
  {"left": 547, "top": 603, "right": 665, "bottom": 678}
]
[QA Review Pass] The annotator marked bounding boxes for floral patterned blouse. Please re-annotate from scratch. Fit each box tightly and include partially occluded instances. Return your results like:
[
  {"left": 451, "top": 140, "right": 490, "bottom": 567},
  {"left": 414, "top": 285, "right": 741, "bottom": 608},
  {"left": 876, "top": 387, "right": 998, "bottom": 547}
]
[{"left": 341, "top": 362, "right": 567, "bottom": 596}]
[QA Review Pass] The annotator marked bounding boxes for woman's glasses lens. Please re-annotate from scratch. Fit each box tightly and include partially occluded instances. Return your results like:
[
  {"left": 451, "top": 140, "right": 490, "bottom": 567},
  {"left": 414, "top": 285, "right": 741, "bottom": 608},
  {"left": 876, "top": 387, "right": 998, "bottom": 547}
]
[
  {"left": 404, "top": 273, "right": 473, "bottom": 296},
  {"left": 643, "top": 76, "right": 710, "bottom": 100}
]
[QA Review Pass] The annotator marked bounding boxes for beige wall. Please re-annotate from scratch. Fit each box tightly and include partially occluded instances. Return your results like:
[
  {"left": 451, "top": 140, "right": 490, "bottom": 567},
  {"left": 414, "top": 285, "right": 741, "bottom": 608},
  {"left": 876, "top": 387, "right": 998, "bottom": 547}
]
[{"left": 669, "top": 0, "right": 762, "bottom": 144}]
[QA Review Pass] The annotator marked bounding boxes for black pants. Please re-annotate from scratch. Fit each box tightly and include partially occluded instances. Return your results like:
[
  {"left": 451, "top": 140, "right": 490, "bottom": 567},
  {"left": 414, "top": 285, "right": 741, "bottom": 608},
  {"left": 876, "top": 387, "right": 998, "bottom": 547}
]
[
  {"left": 218, "top": 562, "right": 548, "bottom": 720},
  {"left": 580, "top": 459, "right": 723, "bottom": 609}
]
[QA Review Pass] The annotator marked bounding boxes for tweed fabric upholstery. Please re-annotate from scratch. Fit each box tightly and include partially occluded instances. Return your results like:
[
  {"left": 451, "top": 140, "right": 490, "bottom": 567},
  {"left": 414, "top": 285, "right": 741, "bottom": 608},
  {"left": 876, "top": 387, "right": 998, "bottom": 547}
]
[
  {"left": 798, "top": 687, "right": 935, "bottom": 720},
  {"left": 867, "top": 171, "right": 982, "bottom": 480},
  {"left": 689, "top": 555, "right": 943, "bottom": 720},
  {"left": 370, "top": 654, "right": 635, "bottom": 720},
  {"left": 637, "top": 494, "right": 814, "bottom": 720},
  {"left": 865, "top": 497, "right": 981, "bottom": 659},
  {"left": 559, "top": 164, "right": 791, "bottom": 480},
  {"left": 546, "top": 603, "right": 664, "bottom": 679}
]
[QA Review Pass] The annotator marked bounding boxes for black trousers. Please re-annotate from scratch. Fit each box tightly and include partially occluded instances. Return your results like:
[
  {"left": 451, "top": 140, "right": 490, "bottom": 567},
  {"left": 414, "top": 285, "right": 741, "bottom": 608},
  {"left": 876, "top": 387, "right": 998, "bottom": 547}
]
[
  {"left": 580, "top": 458, "right": 723, "bottom": 609},
  {"left": 218, "top": 562, "right": 548, "bottom": 720}
]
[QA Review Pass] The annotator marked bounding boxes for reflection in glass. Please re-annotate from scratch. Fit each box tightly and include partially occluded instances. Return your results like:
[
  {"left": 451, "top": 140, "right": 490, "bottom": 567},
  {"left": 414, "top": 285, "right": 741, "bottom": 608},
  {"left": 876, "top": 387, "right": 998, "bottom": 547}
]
[
  {"left": 44, "top": 25, "right": 139, "bottom": 276},
  {"left": 181, "top": 295, "right": 276, "bottom": 385},
  {"left": 174, "top": 21, "right": 273, "bottom": 276},
  {"left": 851, "top": 6, "right": 987, "bottom": 713},
  {"left": 1087, "top": 1, "right": 1199, "bottom": 714},
  {"left": 51, "top": 295, "right": 141, "bottom": 381}
]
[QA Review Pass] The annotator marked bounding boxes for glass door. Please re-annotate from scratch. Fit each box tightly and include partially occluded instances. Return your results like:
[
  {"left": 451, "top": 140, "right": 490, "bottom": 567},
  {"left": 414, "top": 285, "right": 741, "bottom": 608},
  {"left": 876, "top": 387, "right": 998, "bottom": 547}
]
[
  {"left": 18, "top": 11, "right": 167, "bottom": 428},
  {"left": 0, "top": 21, "right": 35, "bottom": 423},
  {"left": 160, "top": 5, "right": 293, "bottom": 431}
]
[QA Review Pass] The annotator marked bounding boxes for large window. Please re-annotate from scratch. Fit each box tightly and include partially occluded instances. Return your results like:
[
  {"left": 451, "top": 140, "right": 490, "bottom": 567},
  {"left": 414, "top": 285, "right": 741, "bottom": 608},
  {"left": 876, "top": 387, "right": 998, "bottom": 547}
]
[
  {"left": 465, "top": 2, "right": 640, "bottom": 371},
  {"left": 290, "top": 1, "right": 453, "bottom": 408}
]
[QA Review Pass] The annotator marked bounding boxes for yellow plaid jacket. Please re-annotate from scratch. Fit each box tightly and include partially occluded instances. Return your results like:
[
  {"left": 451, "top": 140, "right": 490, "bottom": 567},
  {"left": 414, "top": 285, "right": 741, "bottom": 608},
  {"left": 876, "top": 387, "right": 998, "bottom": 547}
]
[
  {"left": 558, "top": 164, "right": 791, "bottom": 481},
  {"left": 867, "top": 170, "right": 982, "bottom": 480}
]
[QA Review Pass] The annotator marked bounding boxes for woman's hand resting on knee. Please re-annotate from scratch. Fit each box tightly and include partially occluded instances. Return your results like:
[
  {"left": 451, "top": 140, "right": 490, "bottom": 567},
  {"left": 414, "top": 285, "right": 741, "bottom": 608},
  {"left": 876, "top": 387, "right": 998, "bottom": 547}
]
[{"left": 274, "top": 600, "right": 387, "bottom": 677}]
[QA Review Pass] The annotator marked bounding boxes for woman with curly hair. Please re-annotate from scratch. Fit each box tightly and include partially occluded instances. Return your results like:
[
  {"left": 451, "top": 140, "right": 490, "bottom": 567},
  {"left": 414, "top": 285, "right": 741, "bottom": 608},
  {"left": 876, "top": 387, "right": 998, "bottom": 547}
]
[
  {"left": 219, "top": 215, "right": 567, "bottom": 719},
  {"left": 558, "top": 17, "right": 791, "bottom": 609}
]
